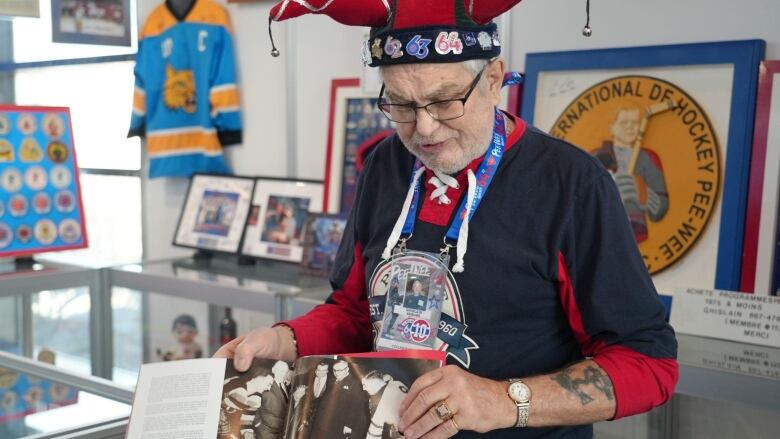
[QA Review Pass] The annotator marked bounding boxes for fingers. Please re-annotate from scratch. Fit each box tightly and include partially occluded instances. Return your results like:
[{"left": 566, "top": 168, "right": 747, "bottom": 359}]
[
  {"left": 403, "top": 404, "right": 456, "bottom": 439},
  {"left": 232, "top": 328, "right": 277, "bottom": 371},
  {"left": 421, "top": 417, "right": 460, "bottom": 439},
  {"left": 400, "top": 368, "right": 444, "bottom": 414},
  {"left": 212, "top": 335, "right": 245, "bottom": 359}
]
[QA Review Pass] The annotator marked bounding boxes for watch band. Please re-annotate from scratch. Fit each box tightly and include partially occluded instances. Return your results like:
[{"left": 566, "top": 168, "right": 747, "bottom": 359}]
[
  {"left": 515, "top": 402, "right": 530, "bottom": 428},
  {"left": 508, "top": 378, "right": 530, "bottom": 428}
]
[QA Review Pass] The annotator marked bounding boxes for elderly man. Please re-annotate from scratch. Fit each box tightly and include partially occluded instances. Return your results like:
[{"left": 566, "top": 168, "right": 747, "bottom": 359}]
[{"left": 217, "top": 1, "right": 677, "bottom": 438}]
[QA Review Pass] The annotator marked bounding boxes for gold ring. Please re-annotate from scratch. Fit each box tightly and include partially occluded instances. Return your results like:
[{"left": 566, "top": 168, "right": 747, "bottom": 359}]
[
  {"left": 450, "top": 417, "right": 460, "bottom": 431},
  {"left": 434, "top": 401, "right": 455, "bottom": 422}
]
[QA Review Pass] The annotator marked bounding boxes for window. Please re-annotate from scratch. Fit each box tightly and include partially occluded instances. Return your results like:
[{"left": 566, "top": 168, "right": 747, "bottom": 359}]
[{"left": 4, "top": 4, "right": 143, "bottom": 266}]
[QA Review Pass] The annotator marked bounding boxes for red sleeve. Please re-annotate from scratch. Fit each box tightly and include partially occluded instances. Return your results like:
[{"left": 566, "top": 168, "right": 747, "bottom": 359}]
[
  {"left": 592, "top": 345, "right": 678, "bottom": 419},
  {"left": 275, "top": 243, "right": 373, "bottom": 356},
  {"left": 557, "top": 252, "right": 678, "bottom": 419}
]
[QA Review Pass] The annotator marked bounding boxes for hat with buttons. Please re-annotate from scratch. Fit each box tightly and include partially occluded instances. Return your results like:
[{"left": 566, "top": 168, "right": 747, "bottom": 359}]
[{"left": 268, "top": 0, "right": 524, "bottom": 66}]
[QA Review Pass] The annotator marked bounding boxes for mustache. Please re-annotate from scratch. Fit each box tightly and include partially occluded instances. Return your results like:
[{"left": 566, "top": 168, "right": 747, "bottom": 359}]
[{"left": 408, "top": 133, "right": 453, "bottom": 148}]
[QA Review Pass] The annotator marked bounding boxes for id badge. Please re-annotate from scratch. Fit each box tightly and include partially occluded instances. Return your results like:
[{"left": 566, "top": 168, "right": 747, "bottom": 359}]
[{"left": 375, "top": 250, "right": 449, "bottom": 351}]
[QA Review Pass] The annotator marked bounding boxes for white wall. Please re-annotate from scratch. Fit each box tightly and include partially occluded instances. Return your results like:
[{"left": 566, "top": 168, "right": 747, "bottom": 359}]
[{"left": 142, "top": 0, "right": 780, "bottom": 260}]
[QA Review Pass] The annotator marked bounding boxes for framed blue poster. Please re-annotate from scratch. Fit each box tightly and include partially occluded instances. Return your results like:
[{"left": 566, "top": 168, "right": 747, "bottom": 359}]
[
  {"left": 521, "top": 40, "right": 765, "bottom": 293},
  {"left": 0, "top": 105, "right": 88, "bottom": 258}
]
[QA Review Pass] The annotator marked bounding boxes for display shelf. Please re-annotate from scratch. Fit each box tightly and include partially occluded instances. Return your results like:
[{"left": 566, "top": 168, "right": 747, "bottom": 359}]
[
  {"left": 108, "top": 256, "right": 331, "bottom": 316},
  {"left": 0, "top": 351, "right": 131, "bottom": 439}
]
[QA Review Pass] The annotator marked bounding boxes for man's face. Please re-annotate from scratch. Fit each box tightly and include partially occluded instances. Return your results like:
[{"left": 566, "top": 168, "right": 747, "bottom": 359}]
[
  {"left": 333, "top": 361, "right": 349, "bottom": 381},
  {"left": 381, "top": 61, "right": 502, "bottom": 174},
  {"left": 412, "top": 280, "right": 423, "bottom": 294},
  {"left": 361, "top": 377, "right": 385, "bottom": 395},
  {"left": 611, "top": 109, "right": 641, "bottom": 146},
  {"left": 272, "top": 361, "right": 290, "bottom": 384}
]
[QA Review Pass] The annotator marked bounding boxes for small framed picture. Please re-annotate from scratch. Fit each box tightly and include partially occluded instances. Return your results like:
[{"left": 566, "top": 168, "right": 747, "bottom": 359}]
[
  {"left": 173, "top": 174, "right": 255, "bottom": 254},
  {"left": 241, "top": 178, "right": 324, "bottom": 263},
  {"left": 51, "top": 0, "right": 132, "bottom": 47},
  {"left": 300, "top": 213, "right": 348, "bottom": 277},
  {"left": 325, "top": 78, "right": 395, "bottom": 214}
]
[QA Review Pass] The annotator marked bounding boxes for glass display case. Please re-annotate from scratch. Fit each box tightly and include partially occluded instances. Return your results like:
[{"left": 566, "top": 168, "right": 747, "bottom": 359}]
[
  {"left": 2, "top": 257, "right": 779, "bottom": 438},
  {"left": 0, "top": 351, "right": 131, "bottom": 439}
]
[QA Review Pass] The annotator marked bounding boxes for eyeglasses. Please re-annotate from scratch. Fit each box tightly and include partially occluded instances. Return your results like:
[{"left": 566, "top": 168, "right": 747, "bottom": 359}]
[{"left": 376, "top": 62, "right": 489, "bottom": 123}]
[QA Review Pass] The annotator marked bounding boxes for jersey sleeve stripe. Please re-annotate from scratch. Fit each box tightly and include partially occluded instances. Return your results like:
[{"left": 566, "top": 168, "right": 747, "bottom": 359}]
[
  {"left": 210, "top": 88, "right": 240, "bottom": 112},
  {"left": 147, "top": 130, "right": 222, "bottom": 154}
]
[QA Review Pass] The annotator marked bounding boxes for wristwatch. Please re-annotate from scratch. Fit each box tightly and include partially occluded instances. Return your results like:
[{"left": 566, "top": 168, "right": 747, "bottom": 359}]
[{"left": 507, "top": 379, "right": 531, "bottom": 428}]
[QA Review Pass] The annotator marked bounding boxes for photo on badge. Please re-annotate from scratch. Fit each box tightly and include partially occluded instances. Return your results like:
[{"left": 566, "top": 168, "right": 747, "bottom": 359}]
[{"left": 376, "top": 255, "right": 446, "bottom": 352}]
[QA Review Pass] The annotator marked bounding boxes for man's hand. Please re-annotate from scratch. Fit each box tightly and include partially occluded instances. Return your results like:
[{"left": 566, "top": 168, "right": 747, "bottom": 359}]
[
  {"left": 397, "top": 365, "right": 515, "bottom": 439},
  {"left": 213, "top": 326, "right": 298, "bottom": 371}
]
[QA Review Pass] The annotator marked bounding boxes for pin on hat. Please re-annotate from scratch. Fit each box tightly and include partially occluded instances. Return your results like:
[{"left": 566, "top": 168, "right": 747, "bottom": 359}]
[{"left": 267, "top": 1, "right": 593, "bottom": 61}]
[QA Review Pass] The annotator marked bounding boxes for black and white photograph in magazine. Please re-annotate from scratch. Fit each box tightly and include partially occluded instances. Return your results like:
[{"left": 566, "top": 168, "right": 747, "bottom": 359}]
[
  {"left": 285, "top": 355, "right": 439, "bottom": 439},
  {"left": 219, "top": 359, "right": 292, "bottom": 439}
]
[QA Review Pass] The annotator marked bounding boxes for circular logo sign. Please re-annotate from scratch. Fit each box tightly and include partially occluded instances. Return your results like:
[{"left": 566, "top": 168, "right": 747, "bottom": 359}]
[
  {"left": 17, "top": 113, "right": 36, "bottom": 135},
  {"left": 0, "top": 114, "right": 9, "bottom": 135},
  {"left": 24, "top": 166, "right": 48, "bottom": 191},
  {"left": 47, "top": 141, "right": 69, "bottom": 163},
  {"left": 35, "top": 219, "right": 57, "bottom": 245},
  {"left": 16, "top": 225, "right": 32, "bottom": 244},
  {"left": 406, "top": 319, "right": 432, "bottom": 342},
  {"left": 32, "top": 193, "right": 52, "bottom": 215},
  {"left": 20, "top": 138, "right": 43, "bottom": 163},
  {"left": 550, "top": 75, "right": 721, "bottom": 274},
  {"left": 1, "top": 167, "right": 23, "bottom": 193},
  {"left": 55, "top": 190, "right": 76, "bottom": 213},
  {"left": 50, "top": 165, "right": 73, "bottom": 189},
  {"left": 0, "top": 139, "right": 14, "bottom": 162},
  {"left": 42, "top": 114, "right": 65, "bottom": 138},
  {"left": 0, "top": 223, "right": 11, "bottom": 249},
  {"left": 9, "top": 194, "right": 28, "bottom": 217},
  {"left": 59, "top": 219, "right": 81, "bottom": 244}
]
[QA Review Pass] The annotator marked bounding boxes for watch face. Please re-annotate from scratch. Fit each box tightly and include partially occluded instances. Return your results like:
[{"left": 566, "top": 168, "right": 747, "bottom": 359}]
[{"left": 509, "top": 381, "right": 531, "bottom": 403}]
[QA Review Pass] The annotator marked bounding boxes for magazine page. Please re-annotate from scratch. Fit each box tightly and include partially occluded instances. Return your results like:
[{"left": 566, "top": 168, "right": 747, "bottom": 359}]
[
  {"left": 218, "top": 359, "right": 294, "bottom": 439},
  {"left": 284, "top": 350, "right": 444, "bottom": 439},
  {"left": 126, "top": 358, "right": 227, "bottom": 439}
]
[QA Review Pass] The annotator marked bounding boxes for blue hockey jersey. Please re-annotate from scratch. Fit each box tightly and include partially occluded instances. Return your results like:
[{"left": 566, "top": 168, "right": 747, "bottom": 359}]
[{"left": 129, "top": 0, "right": 242, "bottom": 178}]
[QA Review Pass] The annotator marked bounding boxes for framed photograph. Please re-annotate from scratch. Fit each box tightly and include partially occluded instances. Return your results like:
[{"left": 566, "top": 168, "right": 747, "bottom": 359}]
[
  {"left": 173, "top": 174, "right": 255, "bottom": 254},
  {"left": 51, "top": 0, "right": 132, "bottom": 46},
  {"left": 0, "top": 105, "right": 88, "bottom": 258},
  {"left": 521, "top": 40, "right": 765, "bottom": 293},
  {"left": 325, "top": 78, "right": 395, "bottom": 214},
  {"left": 241, "top": 177, "right": 324, "bottom": 263},
  {"left": 300, "top": 213, "right": 348, "bottom": 277},
  {"left": 741, "top": 61, "right": 780, "bottom": 296}
]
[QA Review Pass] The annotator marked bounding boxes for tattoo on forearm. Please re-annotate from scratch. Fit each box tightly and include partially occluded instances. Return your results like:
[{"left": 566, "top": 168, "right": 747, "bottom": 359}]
[{"left": 550, "top": 365, "right": 614, "bottom": 406}]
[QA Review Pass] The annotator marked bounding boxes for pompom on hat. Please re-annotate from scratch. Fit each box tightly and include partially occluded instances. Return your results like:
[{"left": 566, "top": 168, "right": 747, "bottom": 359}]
[{"left": 267, "top": 1, "right": 527, "bottom": 66}]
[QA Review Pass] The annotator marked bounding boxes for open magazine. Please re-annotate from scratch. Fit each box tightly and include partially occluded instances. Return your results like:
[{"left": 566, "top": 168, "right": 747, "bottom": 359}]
[{"left": 126, "top": 350, "right": 444, "bottom": 439}]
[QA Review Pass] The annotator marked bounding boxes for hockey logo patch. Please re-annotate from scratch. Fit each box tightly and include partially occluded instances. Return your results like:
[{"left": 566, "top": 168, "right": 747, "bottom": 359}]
[{"left": 164, "top": 64, "right": 197, "bottom": 114}]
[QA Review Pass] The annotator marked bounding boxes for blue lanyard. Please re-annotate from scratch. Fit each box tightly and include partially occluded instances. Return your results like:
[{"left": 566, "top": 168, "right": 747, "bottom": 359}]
[{"left": 400, "top": 108, "right": 507, "bottom": 243}]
